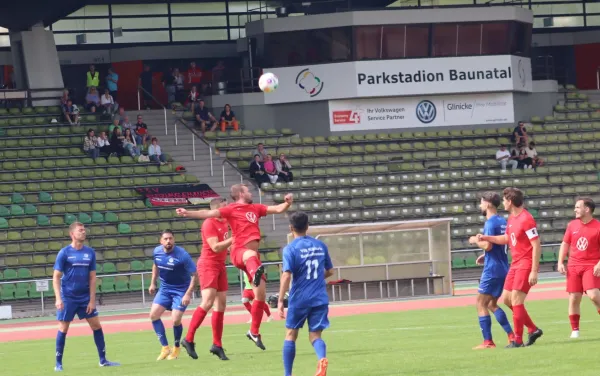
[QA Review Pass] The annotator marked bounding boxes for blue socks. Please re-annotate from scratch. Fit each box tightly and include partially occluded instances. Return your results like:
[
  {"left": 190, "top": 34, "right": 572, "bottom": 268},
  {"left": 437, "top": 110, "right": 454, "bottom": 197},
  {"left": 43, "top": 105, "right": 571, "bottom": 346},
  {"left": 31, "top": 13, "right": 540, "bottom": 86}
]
[
  {"left": 55, "top": 331, "right": 67, "bottom": 365},
  {"left": 312, "top": 338, "right": 327, "bottom": 359},
  {"left": 493, "top": 307, "right": 514, "bottom": 335},
  {"left": 479, "top": 315, "right": 492, "bottom": 341},
  {"left": 152, "top": 319, "right": 169, "bottom": 346},
  {"left": 283, "top": 340, "right": 296, "bottom": 376},
  {"left": 173, "top": 324, "right": 183, "bottom": 347},
  {"left": 93, "top": 328, "right": 107, "bottom": 363}
]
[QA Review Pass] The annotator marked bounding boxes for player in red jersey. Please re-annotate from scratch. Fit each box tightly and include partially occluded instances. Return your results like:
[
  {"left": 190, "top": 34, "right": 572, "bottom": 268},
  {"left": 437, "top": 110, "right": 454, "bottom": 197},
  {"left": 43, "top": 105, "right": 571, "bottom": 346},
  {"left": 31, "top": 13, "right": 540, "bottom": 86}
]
[
  {"left": 180, "top": 198, "right": 233, "bottom": 360},
  {"left": 557, "top": 197, "right": 600, "bottom": 339},
  {"left": 176, "top": 184, "right": 293, "bottom": 350},
  {"left": 477, "top": 187, "right": 543, "bottom": 348}
]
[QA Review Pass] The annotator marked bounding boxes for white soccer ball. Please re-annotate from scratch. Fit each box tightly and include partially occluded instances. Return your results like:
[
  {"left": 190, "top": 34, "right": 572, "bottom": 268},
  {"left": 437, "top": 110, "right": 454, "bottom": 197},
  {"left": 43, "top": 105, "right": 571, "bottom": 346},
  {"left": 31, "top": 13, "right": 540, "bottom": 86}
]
[{"left": 259, "top": 72, "right": 279, "bottom": 93}]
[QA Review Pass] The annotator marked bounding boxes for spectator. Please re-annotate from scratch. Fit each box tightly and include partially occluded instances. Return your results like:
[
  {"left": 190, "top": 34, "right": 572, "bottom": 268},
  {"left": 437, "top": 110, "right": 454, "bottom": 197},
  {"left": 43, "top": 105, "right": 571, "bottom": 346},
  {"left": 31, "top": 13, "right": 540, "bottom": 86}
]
[
  {"left": 85, "top": 87, "right": 100, "bottom": 113},
  {"left": 121, "top": 116, "right": 134, "bottom": 134},
  {"left": 249, "top": 155, "right": 269, "bottom": 185},
  {"left": 185, "top": 85, "right": 200, "bottom": 110},
  {"left": 139, "top": 64, "right": 153, "bottom": 110},
  {"left": 60, "top": 89, "right": 70, "bottom": 106},
  {"left": 194, "top": 99, "right": 217, "bottom": 133},
  {"left": 496, "top": 144, "right": 517, "bottom": 170},
  {"left": 187, "top": 62, "right": 203, "bottom": 89},
  {"left": 101, "top": 88, "right": 117, "bottom": 116},
  {"left": 123, "top": 128, "right": 141, "bottom": 157},
  {"left": 108, "top": 118, "right": 122, "bottom": 134},
  {"left": 219, "top": 104, "right": 239, "bottom": 132},
  {"left": 110, "top": 127, "right": 125, "bottom": 157},
  {"left": 511, "top": 121, "right": 528, "bottom": 147},
  {"left": 86, "top": 65, "right": 100, "bottom": 90},
  {"left": 525, "top": 142, "right": 544, "bottom": 168},
  {"left": 105, "top": 67, "right": 119, "bottom": 100},
  {"left": 263, "top": 154, "right": 278, "bottom": 184},
  {"left": 62, "top": 99, "right": 80, "bottom": 126},
  {"left": 96, "top": 131, "right": 112, "bottom": 155},
  {"left": 163, "top": 67, "right": 177, "bottom": 106},
  {"left": 134, "top": 114, "right": 151, "bottom": 147},
  {"left": 148, "top": 137, "right": 167, "bottom": 165},
  {"left": 211, "top": 60, "right": 226, "bottom": 94},
  {"left": 252, "top": 143, "right": 268, "bottom": 162},
  {"left": 512, "top": 143, "right": 533, "bottom": 169},
  {"left": 275, "top": 153, "right": 293, "bottom": 182},
  {"left": 83, "top": 129, "right": 99, "bottom": 159}
]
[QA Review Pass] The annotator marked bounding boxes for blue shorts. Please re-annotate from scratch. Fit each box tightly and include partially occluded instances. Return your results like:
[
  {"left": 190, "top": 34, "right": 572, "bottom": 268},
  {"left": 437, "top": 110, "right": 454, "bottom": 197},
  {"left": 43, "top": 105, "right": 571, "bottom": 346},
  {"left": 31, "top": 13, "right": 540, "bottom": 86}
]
[
  {"left": 478, "top": 276, "right": 505, "bottom": 298},
  {"left": 153, "top": 289, "right": 188, "bottom": 312},
  {"left": 286, "top": 304, "right": 329, "bottom": 332},
  {"left": 56, "top": 300, "right": 98, "bottom": 322}
]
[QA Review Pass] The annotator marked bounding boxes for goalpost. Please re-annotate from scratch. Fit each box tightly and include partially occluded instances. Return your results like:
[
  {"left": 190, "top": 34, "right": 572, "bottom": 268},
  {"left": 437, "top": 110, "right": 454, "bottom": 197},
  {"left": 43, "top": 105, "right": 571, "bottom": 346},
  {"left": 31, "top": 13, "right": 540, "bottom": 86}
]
[{"left": 287, "top": 218, "right": 454, "bottom": 302}]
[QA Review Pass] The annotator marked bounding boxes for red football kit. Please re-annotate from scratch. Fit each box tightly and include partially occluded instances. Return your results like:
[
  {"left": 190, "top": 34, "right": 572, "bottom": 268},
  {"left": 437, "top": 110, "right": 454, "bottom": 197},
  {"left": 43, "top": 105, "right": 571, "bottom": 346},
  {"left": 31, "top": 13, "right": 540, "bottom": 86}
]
[
  {"left": 504, "top": 209, "right": 539, "bottom": 294},
  {"left": 564, "top": 218, "right": 600, "bottom": 293},
  {"left": 198, "top": 218, "right": 229, "bottom": 292}
]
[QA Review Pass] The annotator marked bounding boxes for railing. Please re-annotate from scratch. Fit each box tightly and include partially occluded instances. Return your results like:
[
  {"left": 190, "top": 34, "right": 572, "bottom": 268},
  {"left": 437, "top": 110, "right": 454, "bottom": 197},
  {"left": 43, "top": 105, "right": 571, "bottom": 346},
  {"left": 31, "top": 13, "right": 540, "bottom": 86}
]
[
  {"left": 596, "top": 67, "right": 600, "bottom": 90},
  {"left": 174, "top": 117, "right": 214, "bottom": 176},
  {"left": 451, "top": 242, "right": 560, "bottom": 254},
  {"left": 137, "top": 86, "right": 168, "bottom": 136}
]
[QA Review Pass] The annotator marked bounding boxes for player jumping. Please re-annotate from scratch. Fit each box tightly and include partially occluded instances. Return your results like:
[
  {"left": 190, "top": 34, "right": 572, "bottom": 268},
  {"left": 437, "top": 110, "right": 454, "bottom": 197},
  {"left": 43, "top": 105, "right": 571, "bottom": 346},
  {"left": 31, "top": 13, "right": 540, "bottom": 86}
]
[
  {"left": 181, "top": 198, "right": 233, "bottom": 361},
  {"left": 468, "top": 192, "right": 515, "bottom": 349},
  {"left": 242, "top": 273, "right": 273, "bottom": 323},
  {"left": 279, "top": 211, "right": 333, "bottom": 376},
  {"left": 477, "top": 187, "right": 543, "bottom": 348},
  {"left": 176, "top": 184, "right": 293, "bottom": 350},
  {"left": 149, "top": 230, "right": 197, "bottom": 360},
  {"left": 557, "top": 197, "right": 600, "bottom": 338},
  {"left": 53, "top": 222, "right": 120, "bottom": 371}
]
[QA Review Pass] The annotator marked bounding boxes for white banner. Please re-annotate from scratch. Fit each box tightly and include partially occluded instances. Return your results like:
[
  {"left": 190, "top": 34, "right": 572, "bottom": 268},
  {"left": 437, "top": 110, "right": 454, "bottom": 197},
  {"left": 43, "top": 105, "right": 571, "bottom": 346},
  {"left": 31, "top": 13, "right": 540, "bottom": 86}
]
[
  {"left": 328, "top": 92, "right": 514, "bottom": 131},
  {"left": 264, "top": 55, "right": 531, "bottom": 104}
]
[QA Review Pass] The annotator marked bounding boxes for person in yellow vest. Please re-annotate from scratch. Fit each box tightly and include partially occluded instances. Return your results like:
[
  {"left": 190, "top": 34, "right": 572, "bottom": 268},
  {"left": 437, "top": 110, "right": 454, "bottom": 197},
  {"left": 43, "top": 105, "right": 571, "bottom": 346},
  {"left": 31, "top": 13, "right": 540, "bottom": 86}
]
[
  {"left": 242, "top": 273, "right": 272, "bottom": 323},
  {"left": 87, "top": 65, "right": 100, "bottom": 89}
]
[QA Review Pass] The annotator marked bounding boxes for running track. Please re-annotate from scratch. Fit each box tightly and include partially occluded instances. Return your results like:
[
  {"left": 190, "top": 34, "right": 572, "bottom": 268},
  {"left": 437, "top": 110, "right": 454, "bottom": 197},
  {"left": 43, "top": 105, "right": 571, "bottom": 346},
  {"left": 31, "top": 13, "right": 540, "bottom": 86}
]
[{"left": 0, "top": 282, "right": 567, "bottom": 343}]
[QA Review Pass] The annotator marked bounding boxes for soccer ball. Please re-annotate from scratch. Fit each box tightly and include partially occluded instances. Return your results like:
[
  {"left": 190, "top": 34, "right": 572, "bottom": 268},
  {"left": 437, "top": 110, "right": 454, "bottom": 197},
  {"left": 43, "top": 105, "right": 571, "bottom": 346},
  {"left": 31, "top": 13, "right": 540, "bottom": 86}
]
[{"left": 258, "top": 72, "right": 278, "bottom": 93}]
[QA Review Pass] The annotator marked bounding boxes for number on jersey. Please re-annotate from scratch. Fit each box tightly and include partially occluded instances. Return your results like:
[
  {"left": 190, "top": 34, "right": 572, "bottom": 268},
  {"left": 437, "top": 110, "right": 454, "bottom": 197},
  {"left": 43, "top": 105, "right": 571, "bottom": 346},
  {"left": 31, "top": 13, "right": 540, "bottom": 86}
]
[{"left": 305, "top": 260, "right": 319, "bottom": 280}]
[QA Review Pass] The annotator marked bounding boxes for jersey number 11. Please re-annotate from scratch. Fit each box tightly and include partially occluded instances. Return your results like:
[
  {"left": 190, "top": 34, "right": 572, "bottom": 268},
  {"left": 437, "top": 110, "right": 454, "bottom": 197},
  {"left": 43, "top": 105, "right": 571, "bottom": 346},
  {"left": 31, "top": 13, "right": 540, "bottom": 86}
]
[{"left": 306, "top": 260, "right": 319, "bottom": 280}]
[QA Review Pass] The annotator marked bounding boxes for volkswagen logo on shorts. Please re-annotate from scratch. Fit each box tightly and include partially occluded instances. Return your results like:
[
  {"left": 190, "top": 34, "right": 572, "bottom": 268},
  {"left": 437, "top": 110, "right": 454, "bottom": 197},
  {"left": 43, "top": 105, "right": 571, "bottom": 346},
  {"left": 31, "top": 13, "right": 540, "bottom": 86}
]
[{"left": 416, "top": 100, "right": 436, "bottom": 124}]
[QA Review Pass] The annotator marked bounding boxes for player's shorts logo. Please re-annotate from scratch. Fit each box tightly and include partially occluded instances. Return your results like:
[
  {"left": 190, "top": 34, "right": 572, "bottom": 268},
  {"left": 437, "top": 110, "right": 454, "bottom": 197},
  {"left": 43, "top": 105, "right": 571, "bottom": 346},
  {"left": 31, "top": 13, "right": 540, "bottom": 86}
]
[
  {"left": 510, "top": 233, "right": 517, "bottom": 247},
  {"left": 245, "top": 212, "right": 257, "bottom": 223},
  {"left": 576, "top": 237, "right": 589, "bottom": 251}
]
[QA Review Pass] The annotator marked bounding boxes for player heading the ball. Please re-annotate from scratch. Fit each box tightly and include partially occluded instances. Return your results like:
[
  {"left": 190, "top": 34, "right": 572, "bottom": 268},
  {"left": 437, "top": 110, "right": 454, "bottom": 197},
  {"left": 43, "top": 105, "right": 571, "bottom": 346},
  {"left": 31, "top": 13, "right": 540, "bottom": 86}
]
[{"left": 176, "top": 184, "right": 293, "bottom": 350}]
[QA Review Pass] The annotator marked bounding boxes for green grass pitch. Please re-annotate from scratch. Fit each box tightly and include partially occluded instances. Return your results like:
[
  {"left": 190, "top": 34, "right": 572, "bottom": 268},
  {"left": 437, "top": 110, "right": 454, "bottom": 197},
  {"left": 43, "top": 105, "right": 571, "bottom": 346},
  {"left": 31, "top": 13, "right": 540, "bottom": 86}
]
[{"left": 3, "top": 298, "right": 600, "bottom": 375}]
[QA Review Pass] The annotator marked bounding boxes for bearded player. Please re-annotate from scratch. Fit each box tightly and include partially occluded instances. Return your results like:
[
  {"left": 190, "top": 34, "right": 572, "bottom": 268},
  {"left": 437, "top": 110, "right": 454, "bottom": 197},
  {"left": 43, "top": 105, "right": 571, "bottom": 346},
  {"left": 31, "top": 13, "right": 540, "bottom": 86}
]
[
  {"left": 477, "top": 187, "right": 543, "bottom": 348},
  {"left": 176, "top": 184, "right": 293, "bottom": 350},
  {"left": 181, "top": 198, "right": 233, "bottom": 360},
  {"left": 468, "top": 192, "right": 514, "bottom": 349},
  {"left": 557, "top": 198, "right": 600, "bottom": 338}
]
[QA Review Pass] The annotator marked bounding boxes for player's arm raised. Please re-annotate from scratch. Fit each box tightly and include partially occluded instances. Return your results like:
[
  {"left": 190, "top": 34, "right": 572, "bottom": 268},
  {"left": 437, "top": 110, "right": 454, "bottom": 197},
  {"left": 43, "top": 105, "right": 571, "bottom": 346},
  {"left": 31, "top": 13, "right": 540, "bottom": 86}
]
[
  {"left": 176, "top": 207, "right": 221, "bottom": 219},
  {"left": 266, "top": 193, "right": 293, "bottom": 215},
  {"left": 207, "top": 236, "right": 233, "bottom": 253}
]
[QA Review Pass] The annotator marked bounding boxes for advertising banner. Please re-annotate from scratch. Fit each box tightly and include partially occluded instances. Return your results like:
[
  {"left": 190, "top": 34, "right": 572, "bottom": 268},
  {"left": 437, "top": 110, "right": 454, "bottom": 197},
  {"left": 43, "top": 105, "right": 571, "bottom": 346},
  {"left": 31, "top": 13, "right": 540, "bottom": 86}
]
[{"left": 135, "top": 184, "right": 220, "bottom": 206}]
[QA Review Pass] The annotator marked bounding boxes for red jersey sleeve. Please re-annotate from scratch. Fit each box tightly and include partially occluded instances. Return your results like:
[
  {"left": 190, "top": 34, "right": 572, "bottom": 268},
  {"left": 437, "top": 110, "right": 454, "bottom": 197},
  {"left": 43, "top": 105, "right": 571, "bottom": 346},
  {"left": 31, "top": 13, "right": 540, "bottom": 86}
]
[
  {"left": 255, "top": 204, "right": 268, "bottom": 218},
  {"left": 218, "top": 205, "right": 233, "bottom": 219},
  {"left": 202, "top": 219, "right": 219, "bottom": 239},
  {"left": 523, "top": 215, "right": 539, "bottom": 241},
  {"left": 563, "top": 221, "right": 573, "bottom": 244}
]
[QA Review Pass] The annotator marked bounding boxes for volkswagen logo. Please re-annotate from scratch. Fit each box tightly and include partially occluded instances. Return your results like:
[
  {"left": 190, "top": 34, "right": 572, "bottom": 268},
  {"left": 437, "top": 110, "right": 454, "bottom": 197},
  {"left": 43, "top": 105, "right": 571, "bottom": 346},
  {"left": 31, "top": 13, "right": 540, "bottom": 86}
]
[{"left": 416, "top": 100, "right": 436, "bottom": 124}]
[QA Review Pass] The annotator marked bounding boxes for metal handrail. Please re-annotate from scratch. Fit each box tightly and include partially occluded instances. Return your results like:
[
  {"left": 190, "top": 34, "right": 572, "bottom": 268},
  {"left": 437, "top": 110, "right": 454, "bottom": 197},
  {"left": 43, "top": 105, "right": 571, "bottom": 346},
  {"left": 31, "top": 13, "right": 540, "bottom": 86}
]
[
  {"left": 451, "top": 242, "right": 561, "bottom": 254},
  {"left": 137, "top": 85, "right": 168, "bottom": 136},
  {"left": 175, "top": 117, "right": 213, "bottom": 176},
  {"left": 596, "top": 67, "right": 600, "bottom": 90}
]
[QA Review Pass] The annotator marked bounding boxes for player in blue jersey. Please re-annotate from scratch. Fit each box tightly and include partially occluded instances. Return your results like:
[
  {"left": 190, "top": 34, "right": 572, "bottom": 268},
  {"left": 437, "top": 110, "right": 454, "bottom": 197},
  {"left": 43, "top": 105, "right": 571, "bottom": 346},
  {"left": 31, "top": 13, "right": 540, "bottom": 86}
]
[
  {"left": 149, "top": 230, "right": 197, "bottom": 361},
  {"left": 468, "top": 192, "right": 515, "bottom": 349},
  {"left": 278, "top": 212, "right": 333, "bottom": 376},
  {"left": 53, "top": 222, "right": 120, "bottom": 372}
]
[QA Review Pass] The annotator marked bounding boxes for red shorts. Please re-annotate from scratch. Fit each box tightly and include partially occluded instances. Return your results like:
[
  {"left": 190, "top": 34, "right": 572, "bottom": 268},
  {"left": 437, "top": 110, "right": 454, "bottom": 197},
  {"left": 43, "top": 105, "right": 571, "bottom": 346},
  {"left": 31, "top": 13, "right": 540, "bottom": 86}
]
[
  {"left": 230, "top": 248, "right": 266, "bottom": 283},
  {"left": 242, "top": 289, "right": 255, "bottom": 301},
  {"left": 567, "top": 264, "right": 600, "bottom": 293},
  {"left": 197, "top": 264, "right": 228, "bottom": 292},
  {"left": 503, "top": 268, "right": 532, "bottom": 294}
]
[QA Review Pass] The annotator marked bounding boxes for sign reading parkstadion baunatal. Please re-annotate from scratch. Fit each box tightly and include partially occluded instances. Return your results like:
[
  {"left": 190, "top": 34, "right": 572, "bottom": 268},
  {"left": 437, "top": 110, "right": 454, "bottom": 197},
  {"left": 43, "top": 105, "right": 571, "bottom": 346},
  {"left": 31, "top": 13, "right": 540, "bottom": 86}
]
[{"left": 263, "top": 55, "right": 531, "bottom": 104}]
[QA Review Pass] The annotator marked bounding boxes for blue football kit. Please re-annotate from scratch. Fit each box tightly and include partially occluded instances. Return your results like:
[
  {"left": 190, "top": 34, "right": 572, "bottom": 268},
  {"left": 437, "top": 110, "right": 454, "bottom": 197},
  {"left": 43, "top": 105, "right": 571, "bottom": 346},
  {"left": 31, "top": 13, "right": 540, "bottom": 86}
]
[
  {"left": 478, "top": 214, "right": 510, "bottom": 298},
  {"left": 152, "top": 245, "right": 196, "bottom": 312}
]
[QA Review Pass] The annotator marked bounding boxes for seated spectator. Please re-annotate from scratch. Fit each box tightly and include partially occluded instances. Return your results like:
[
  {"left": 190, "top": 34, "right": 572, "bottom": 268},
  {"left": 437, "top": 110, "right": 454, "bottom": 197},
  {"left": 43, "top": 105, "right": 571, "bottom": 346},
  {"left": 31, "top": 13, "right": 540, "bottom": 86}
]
[
  {"left": 108, "top": 118, "right": 122, "bottom": 134},
  {"left": 275, "top": 153, "right": 293, "bottom": 182},
  {"left": 525, "top": 142, "right": 544, "bottom": 168},
  {"left": 511, "top": 121, "right": 528, "bottom": 147},
  {"left": 96, "top": 131, "right": 112, "bottom": 155},
  {"left": 121, "top": 116, "right": 134, "bottom": 133},
  {"left": 60, "top": 89, "right": 70, "bottom": 107},
  {"left": 194, "top": 99, "right": 217, "bottom": 134},
  {"left": 512, "top": 143, "right": 533, "bottom": 169},
  {"left": 110, "top": 127, "right": 125, "bottom": 157},
  {"left": 85, "top": 87, "right": 100, "bottom": 113},
  {"left": 83, "top": 129, "right": 99, "bottom": 159},
  {"left": 185, "top": 85, "right": 200, "bottom": 110},
  {"left": 263, "top": 154, "right": 278, "bottom": 184},
  {"left": 117, "top": 107, "right": 127, "bottom": 125},
  {"left": 62, "top": 99, "right": 80, "bottom": 125},
  {"left": 101, "top": 88, "right": 117, "bottom": 116},
  {"left": 134, "top": 114, "right": 151, "bottom": 148},
  {"left": 148, "top": 137, "right": 167, "bottom": 165},
  {"left": 252, "top": 143, "right": 268, "bottom": 162},
  {"left": 123, "top": 128, "right": 141, "bottom": 157},
  {"left": 496, "top": 144, "right": 517, "bottom": 170},
  {"left": 249, "top": 155, "right": 269, "bottom": 185},
  {"left": 219, "top": 104, "right": 239, "bottom": 132}
]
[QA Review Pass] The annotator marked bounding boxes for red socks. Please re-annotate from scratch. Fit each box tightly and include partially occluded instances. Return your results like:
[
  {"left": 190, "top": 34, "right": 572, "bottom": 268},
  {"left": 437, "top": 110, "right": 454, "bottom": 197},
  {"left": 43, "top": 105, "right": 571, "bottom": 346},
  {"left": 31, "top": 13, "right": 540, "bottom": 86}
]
[
  {"left": 569, "top": 314, "right": 580, "bottom": 331},
  {"left": 507, "top": 304, "right": 537, "bottom": 334},
  {"left": 250, "top": 300, "right": 265, "bottom": 335},
  {"left": 212, "top": 311, "right": 224, "bottom": 347},
  {"left": 245, "top": 256, "right": 262, "bottom": 282},
  {"left": 185, "top": 307, "right": 208, "bottom": 343},
  {"left": 263, "top": 303, "right": 271, "bottom": 317},
  {"left": 512, "top": 304, "right": 526, "bottom": 344},
  {"left": 243, "top": 302, "right": 252, "bottom": 313}
]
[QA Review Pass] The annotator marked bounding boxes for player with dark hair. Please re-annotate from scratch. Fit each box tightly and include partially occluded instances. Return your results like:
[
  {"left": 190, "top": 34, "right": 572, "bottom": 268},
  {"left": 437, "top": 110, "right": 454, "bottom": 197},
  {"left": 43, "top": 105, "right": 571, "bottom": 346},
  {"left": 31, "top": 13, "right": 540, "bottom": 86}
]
[
  {"left": 176, "top": 184, "right": 293, "bottom": 350},
  {"left": 182, "top": 198, "right": 233, "bottom": 361},
  {"left": 557, "top": 197, "right": 600, "bottom": 338},
  {"left": 477, "top": 187, "right": 543, "bottom": 348},
  {"left": 149, "top": 230, "right": 197, "bottom": 360},
  {"left": 279, "top": 211, "right": 333, "bottom": 376},
  {"left": 468, "top": 192, "right": 514, "bottom": 349},
  {"left": 53, "top": 222, "right": 120, "bottom": 371}
]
